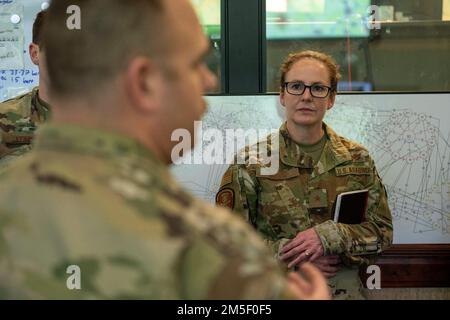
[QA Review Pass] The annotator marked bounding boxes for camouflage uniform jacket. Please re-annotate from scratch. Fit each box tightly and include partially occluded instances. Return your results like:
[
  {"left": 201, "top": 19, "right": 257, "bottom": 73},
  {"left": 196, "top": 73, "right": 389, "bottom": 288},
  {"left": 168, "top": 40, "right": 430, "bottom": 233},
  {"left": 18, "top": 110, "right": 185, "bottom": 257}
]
[
  {"left": 217, "top": 122, "right": 393, "bottom": 267},
  {"left": 0, "top": 87, "right": 51, "bottom": 169},
  {"left": 0, "top": 123, "right": 291, "bottom": 299}
]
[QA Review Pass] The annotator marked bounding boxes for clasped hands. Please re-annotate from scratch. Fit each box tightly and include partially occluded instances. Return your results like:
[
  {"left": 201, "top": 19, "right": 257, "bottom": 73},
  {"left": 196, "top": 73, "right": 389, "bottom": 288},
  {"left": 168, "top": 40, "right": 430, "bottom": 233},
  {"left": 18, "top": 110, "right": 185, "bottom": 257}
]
[{"left": 280, "top": 228, "right": 341, "bottom": 278}]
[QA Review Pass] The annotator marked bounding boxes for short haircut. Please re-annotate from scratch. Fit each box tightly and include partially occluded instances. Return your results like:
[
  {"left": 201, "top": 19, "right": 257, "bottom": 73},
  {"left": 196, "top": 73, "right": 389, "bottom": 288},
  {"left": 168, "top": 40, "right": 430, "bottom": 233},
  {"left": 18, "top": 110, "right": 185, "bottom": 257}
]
[
  {"left": 32, "top": 10, "right": 46, "bottom": 47},
  {"left": 44, "top": 0, "right": 167, "bottom": 99},
  {"left": 279, "top": 50, "right": 341, "bottom": 94}
]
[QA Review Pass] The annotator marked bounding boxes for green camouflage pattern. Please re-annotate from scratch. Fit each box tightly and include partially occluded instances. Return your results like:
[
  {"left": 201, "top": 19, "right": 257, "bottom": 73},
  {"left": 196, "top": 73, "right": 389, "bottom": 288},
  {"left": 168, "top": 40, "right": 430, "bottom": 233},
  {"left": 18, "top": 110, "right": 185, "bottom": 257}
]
[
  {"left": 0, "top": 123, "right": 292, "bottom": 299},
  {"left": 217, "top": 122, "right": 393, "bottom": 299},
  {"left": 0, "top": 87, "right": 51, "bottom": 169}
]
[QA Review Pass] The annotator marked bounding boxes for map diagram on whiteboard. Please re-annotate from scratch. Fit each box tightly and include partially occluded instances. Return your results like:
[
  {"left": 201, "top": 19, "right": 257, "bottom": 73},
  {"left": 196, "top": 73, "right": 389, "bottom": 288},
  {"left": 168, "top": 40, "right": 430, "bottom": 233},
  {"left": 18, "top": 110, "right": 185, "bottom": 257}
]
[
  {"left": 171, "top": 94, "right": 450, "bottom": 244},
  {"left": 171, "top": 96, "right": 285, "bottom": 204}
]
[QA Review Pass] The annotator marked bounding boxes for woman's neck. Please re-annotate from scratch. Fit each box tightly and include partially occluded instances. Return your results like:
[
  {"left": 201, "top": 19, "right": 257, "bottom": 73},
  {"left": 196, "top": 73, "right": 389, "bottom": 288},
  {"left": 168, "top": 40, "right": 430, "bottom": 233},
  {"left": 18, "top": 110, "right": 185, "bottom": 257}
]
[{"left": 286, "top": 120, "right": 324, "bottom": 145}]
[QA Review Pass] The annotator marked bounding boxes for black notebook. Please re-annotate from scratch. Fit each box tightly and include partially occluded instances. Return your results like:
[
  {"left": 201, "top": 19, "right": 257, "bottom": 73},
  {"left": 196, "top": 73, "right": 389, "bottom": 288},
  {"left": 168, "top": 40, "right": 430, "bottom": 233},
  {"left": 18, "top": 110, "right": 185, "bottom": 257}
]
[{"left": 332, "top": 189, "right": 369, "bottom": 224}]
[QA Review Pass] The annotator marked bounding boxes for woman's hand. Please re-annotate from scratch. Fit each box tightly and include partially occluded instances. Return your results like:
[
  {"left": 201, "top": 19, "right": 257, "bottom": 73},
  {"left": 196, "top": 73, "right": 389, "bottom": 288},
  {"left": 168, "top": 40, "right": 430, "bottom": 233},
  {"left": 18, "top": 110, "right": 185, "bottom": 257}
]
[
  {"left": 280, "top": 228, "right": 324, "bottom": 269},
  {"left": 309, "top": 255, "right": 341, "bottom": 278}
]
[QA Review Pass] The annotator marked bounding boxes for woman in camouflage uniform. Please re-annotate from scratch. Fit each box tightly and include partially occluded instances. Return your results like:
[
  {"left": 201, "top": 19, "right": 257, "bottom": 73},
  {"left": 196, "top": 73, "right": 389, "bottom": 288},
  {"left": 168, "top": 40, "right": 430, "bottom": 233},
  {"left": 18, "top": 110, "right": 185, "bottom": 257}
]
[{"left": 216, "top": 51, "right": 393, "bottom": 299}]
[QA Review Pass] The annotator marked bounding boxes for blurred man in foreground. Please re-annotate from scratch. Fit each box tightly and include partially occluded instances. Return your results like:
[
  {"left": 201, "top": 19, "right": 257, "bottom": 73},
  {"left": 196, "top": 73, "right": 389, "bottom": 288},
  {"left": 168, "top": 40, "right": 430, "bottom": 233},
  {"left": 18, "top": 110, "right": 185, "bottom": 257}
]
[{"left": 0, "top": 0, "right": 329, "bottom": 299}]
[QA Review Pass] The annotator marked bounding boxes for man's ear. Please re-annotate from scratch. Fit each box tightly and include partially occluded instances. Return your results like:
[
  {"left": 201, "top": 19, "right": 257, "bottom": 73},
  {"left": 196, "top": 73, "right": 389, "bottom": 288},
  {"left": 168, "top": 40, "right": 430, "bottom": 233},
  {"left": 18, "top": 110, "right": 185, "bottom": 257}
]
[
  {"left": 29, "top": 43, "right": 40, "bottom": 66},
  {"left": 124, "top": 57, "right": 161, "bottom": 114}
]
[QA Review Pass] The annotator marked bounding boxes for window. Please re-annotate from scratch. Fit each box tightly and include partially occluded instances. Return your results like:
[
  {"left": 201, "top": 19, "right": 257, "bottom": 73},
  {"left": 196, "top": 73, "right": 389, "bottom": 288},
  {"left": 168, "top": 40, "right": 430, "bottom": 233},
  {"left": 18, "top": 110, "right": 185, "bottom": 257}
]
[
  {"left": 266, "top": 0, "right": 450, "bottom": 93},
  {"left": 192, "top": 0, "right": 222, "bottom": 93}
]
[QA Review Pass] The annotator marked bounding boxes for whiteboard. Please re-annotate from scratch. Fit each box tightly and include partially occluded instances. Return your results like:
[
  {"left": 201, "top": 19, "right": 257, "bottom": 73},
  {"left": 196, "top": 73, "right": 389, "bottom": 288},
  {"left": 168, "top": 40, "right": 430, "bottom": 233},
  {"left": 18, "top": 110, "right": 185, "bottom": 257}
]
[
  {"left": 0, "top": 0, "right": 46, "bottom": 101},
  {"left": 171, "top": 94, "right": 450, "bottom": 244}
]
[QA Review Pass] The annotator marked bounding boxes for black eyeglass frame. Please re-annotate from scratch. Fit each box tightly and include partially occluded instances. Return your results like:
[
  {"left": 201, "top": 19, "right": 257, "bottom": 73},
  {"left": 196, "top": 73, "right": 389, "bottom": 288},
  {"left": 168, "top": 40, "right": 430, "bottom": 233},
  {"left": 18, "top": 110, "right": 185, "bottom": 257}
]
[{"left": 283, "top": 81, "right": 334, "bottom": 98}]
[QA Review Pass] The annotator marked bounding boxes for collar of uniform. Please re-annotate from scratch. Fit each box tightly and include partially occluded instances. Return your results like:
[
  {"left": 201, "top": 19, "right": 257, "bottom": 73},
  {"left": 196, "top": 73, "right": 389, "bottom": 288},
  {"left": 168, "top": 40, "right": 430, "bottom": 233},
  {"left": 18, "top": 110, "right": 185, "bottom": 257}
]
[
  {"left": 278, "top": 122, "right": 352, "bottom": 171},
  {"left": 279, "top": 122, "right": 314, "bottom": 168},
  {"left": 311, "top": 122, "right": 353, "bottom": 177},
  {"left": 34, "top": 123, "right": 165, "bottom": 169},
  {"left": 31, "top": 87, "right": 51, "bottom": 121}
]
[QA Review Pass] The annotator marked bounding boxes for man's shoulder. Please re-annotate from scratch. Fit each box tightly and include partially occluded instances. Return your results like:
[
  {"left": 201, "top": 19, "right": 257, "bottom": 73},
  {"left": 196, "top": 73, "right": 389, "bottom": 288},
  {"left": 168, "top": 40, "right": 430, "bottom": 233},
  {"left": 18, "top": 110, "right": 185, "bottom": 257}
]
[
  {"left": 175, "top": 198, "right": 284, "bottom": 298},
  {"left": 141, "top": 177, "right": 280, "bottom": 268},
  {"left": 191, "top": 197, "right": 269, "bottom": 247},
  {"left": 153, "top": 180, "right": 267, "bottom": 251},
  {"left": 0, "top": 91, "right": 33, "bottom": 118},
  {"left": 0, "top": 144, "right": 33, "bottom": 169},
  {"left": 0, "top": 155, "right": 283, "bottom": 299},
  {"left": 0, "top": 151, "right": 266, "bottom": 257}
]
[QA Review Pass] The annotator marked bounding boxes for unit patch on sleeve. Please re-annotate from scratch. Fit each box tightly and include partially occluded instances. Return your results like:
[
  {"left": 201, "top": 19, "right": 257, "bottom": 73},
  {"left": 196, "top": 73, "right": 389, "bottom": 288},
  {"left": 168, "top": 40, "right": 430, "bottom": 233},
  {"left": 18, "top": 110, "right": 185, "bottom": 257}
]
[{"left": 216, "top": 188, "right": 235, "bottom": 209}]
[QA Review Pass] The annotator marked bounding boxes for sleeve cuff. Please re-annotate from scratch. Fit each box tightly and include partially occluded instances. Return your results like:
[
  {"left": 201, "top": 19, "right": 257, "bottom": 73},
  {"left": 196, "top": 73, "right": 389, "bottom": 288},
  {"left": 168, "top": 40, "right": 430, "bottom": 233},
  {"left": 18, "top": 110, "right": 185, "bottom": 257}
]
[{"left": 313, "top": 221, "right": 347, "bottom": 255}]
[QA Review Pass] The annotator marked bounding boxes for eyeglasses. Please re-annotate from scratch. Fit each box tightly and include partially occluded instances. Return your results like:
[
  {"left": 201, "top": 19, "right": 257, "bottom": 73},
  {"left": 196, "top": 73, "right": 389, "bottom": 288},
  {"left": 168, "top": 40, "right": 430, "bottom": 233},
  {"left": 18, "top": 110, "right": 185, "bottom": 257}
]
[{"left": 284, "top": 81, "right": 332, "bottom": 98}]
